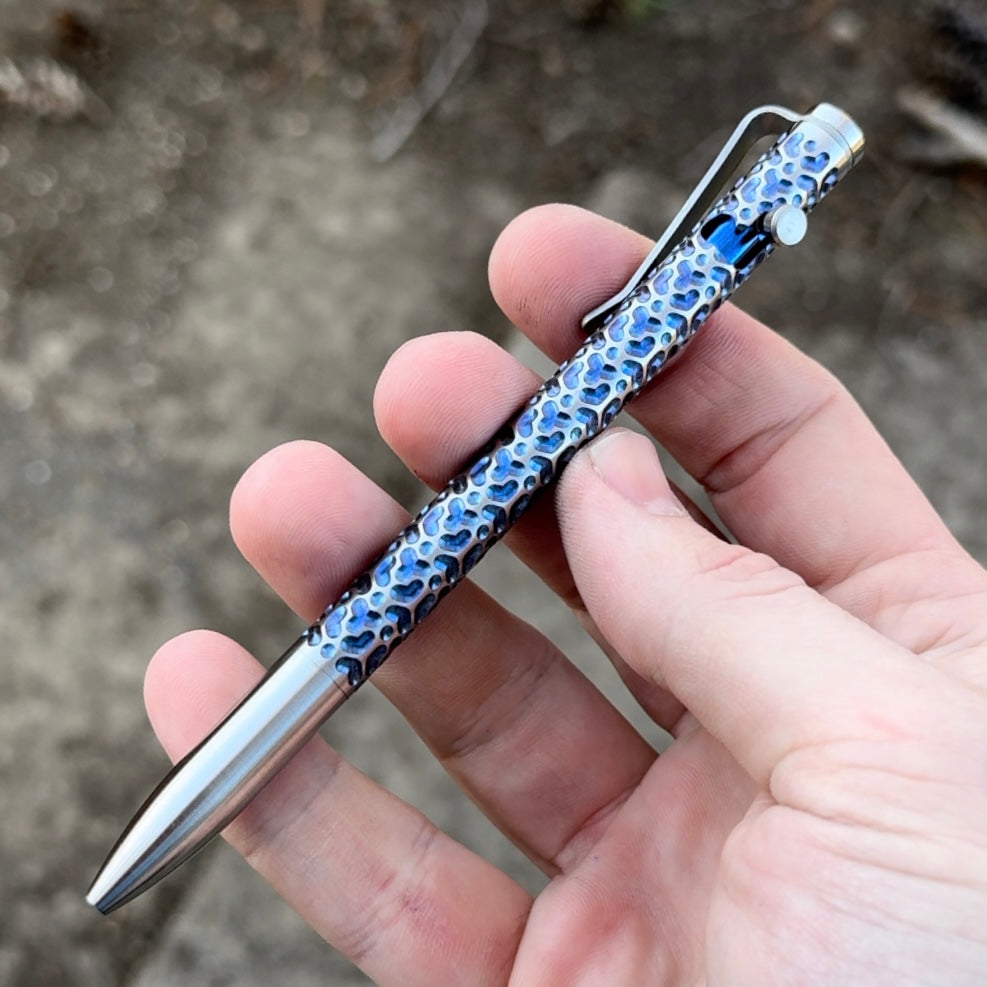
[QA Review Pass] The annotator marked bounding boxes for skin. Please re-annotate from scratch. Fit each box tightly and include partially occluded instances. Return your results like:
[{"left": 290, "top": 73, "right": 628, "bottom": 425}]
[{"left": 145, "top": 205, "right": 987, "bottom": 986}]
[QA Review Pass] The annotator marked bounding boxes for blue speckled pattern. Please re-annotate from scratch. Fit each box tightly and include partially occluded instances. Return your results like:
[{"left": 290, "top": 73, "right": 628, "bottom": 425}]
[{"left": 310, "top": 115, "right": 856, "bottom": 691}]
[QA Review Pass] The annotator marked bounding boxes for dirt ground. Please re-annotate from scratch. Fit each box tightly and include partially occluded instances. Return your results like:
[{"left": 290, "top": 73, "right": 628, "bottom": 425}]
[{"left": 1, "top": 0, "right": 986, "bottom": 984}]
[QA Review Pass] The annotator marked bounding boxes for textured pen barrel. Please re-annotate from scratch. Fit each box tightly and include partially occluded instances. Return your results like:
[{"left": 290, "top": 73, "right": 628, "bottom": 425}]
[
  {"left": 87, "top": 105, "right": 862, "bottom": 913},
  {"left": 312, "top": 109, "right": 860, "bottom": 692}
]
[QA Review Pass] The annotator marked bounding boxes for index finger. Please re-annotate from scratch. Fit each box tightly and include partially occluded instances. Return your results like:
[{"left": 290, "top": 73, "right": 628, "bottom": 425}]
[{"left": 488, "top": 205, "right": 970, "bottom": 645}]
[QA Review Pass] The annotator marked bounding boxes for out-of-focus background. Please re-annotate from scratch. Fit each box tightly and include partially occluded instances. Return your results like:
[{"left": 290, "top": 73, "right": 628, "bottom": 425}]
[{"left": 1, "top": 0, "right": 985, "bottom": 983}]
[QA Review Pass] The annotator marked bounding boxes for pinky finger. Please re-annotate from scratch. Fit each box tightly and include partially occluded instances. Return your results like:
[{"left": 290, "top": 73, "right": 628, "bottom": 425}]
[{"left": 145, "top": 631, "right": 532, "bottom": 987}]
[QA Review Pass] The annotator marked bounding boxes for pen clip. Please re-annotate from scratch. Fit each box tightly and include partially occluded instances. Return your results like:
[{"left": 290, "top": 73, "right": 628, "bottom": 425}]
[{"left": 580, "top": 104, "right": 803, "bottom": 334}]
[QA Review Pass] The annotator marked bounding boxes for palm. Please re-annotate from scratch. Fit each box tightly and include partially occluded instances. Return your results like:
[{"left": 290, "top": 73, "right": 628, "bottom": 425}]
[
  {"left": 146, "top": 207, "right": 987, "bottom": 985},
  {"left": 516, "top": 630, "right": 987, "bottom": 986}
]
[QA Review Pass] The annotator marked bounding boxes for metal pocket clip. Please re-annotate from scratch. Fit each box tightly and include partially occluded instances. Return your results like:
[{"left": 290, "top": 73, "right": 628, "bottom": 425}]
[{"left": 581, "top": 103, "right": 864, "bottom": 335}]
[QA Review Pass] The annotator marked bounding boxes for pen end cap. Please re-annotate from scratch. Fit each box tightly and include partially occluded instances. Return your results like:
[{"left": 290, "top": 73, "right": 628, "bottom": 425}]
[{"left": 807, "top": 102, "right": 865, "bottom": 165}]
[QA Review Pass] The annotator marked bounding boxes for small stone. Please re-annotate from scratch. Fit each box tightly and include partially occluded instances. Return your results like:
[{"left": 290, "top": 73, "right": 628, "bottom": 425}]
[{"left": 25, "top": 460, "right": 52, "bottom": 485}]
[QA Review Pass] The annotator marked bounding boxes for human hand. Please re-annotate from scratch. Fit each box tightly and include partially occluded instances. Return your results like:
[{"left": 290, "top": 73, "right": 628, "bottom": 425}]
[{"left": 145, "top": 205, "right": 987, "bottom": 986}]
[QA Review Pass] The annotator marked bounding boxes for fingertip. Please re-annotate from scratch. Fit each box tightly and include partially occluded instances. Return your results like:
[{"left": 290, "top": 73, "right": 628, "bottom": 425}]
[
  {"left": 145, "top": 630, "right": 263, "bottom": 762},
  {"left": 487, "top": 204, "right": 585, "bottom": 291},
  {"left": 556, "top": 430, "right": 691, "bottom": 643},
  {"left": 229, "top": 440, "right": 401, "bottom": 623},
  {"left": 371, "top": 335, "right": 419, "bottom": 438},
  {"left": 229, "top": 440, "right": 336, "bottom": 554},
  {"left": 487, "top": 204, "right": 590, "bottom": 347},
  {"left": 373, "top": 331, "right": 498, "bottom": 446},
  {"left": 488, "top": 204, "right": 650, "bottom": 358},
  {"left": 374, "top": 330, "right": 539, "bottom": 483},
  {"left": 584, "top": 430, "right": 685, "bottom": 518}
]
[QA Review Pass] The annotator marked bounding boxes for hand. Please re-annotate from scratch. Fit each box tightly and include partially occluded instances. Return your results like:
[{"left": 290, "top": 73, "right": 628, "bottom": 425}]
[{"left": 145, "top": 206, "right": 987, "bottom": 986}]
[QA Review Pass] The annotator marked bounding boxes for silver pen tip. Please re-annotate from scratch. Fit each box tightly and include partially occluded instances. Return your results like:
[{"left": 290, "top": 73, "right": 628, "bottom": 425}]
[
  {"left": 85, "top": 640, "right": 353, "bottom": 913},
  {"left": 86, "top": 871, "right": 124, "bottom": 914},
  {"left": 85, "top": 820, "right": 177, "bottom": 914}
]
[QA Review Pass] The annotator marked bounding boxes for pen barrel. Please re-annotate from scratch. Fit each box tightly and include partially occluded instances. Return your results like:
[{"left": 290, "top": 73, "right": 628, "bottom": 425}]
[{"left": 309, "top": 109, "right": 859, "bottom": 692}]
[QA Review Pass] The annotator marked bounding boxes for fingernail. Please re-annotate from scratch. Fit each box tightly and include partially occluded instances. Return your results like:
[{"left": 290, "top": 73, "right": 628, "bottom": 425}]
[{"left": 587, "top": 430, "right": 685, "bottom": 516}]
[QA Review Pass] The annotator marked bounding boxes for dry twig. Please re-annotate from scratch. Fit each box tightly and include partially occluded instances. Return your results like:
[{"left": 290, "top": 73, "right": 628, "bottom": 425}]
[
  {"left": 898, "top": 85, "right": 987, "bottom": 169},
  {"left": 371, "top": 0, "right": 489, "bottom": 162},
  {"left": 0, "top": 55, "right": 108, "bottom": 123}
]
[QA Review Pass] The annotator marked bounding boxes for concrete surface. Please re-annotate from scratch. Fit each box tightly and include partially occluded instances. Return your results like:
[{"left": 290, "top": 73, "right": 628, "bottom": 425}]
[{"left": 1, "top": 1, "right": 986, "bottom": 985}]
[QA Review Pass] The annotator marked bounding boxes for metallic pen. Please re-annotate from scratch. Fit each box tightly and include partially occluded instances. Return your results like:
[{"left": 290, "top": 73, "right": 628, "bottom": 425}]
[{"left": 88, "top": 102, "right": 864, "bottom": 913}]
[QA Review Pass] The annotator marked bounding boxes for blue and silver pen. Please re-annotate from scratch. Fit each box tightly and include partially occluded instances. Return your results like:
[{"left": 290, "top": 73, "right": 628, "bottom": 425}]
[{"left": 87, "top": 102, "right": 863, "bottom": 913}]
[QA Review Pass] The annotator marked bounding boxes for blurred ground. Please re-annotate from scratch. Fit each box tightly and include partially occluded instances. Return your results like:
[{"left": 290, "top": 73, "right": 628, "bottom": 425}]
[{"left": 1, "top": 0, "right": 986, "bottom": 984}]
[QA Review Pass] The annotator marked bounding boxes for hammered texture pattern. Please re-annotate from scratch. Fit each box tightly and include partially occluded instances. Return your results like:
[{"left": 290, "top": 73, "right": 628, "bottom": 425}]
[{"left": 309, "top": 118, "right": 854, "bottom": 690}]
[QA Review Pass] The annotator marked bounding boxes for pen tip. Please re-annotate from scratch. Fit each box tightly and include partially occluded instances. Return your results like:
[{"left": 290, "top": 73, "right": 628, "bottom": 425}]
[
  {"left": 85, "top": 891, "right": 110, "bottom": 914},
  {"left": 86, "top": 870, "right": 122, "bottom": 914}
]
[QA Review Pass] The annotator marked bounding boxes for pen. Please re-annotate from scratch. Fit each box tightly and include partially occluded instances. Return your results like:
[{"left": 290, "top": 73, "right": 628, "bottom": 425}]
[{"left": 87, "top": 102, "right": 864, "bottom": 913}]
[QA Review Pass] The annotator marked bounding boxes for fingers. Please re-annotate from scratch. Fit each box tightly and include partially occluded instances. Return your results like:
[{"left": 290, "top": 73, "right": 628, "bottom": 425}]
[
  {"left": 488, "top": 205, "right": 980, "bottom": 654},
  {"left": 373, "top": 332, "right": 579, "bottom": 607},
  {"left": 556, "top": 429, "right": 976, "bottom": 786},
  {"left": 145, "top": 632, "right": 530, "bottom": 987},
  {"left": 374, "top": 330, "right": 691, "bottom": 731},
  {"left": 229, "top": 440, "right": 657, "bottom": 874},
  {"left": 146, "top": 632, "right": 757, "bottom": 985}
]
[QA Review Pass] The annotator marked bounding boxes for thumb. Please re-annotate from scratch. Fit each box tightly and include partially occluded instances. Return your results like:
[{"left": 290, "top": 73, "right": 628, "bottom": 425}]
[{"left": 555, "top": 428, "right": 947, "bottom": 786}]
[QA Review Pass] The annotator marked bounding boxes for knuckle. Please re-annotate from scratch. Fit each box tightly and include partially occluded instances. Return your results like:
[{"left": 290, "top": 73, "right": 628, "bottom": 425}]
[{"left": 690, "top": 541, "right": 805, "bottom": 603}]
